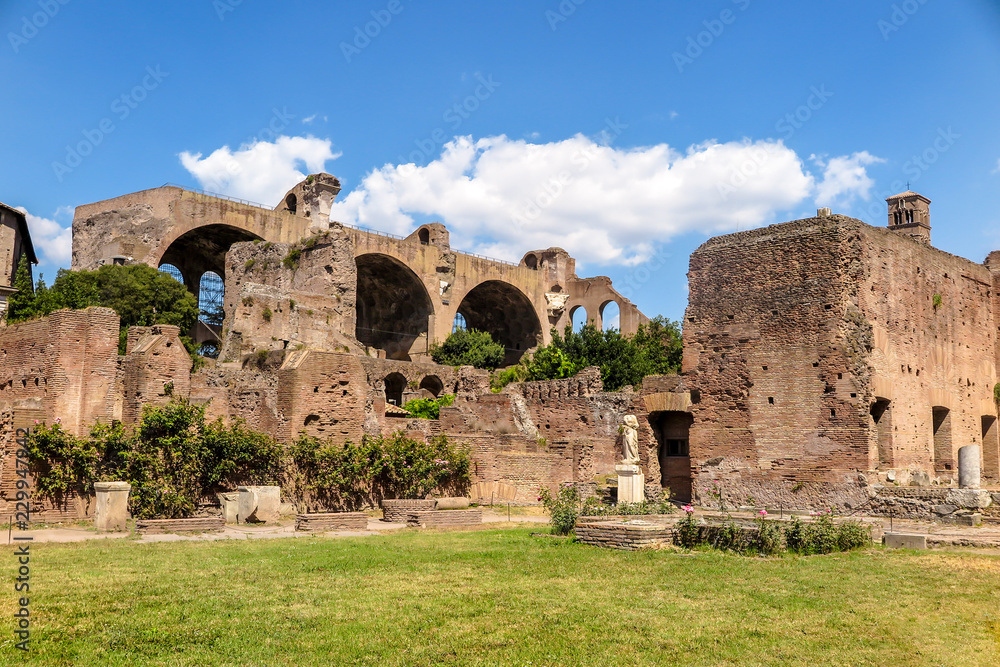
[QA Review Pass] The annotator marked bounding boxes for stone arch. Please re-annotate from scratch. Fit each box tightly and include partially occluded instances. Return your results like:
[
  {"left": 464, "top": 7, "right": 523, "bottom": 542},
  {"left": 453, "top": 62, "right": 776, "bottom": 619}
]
[
  {"left": 456, "top": 280, "right": 541, "bottom": 366},
  {"left": 285, "top": 193, "right": 297, "bottom": 214},
  {"left": 384, "top": 372, "right": 407, "bottom": 407},
  {"left": 419, "top": 375, "right": 443, "bottom": 398},
  {"left": 418, "top": 228, "right": 430, "bottom": 245},
  {"left": 570, "top": 305, "right": 588, "bottom": 332},
  {"left": 524, "top": 253, "right": 538, "bottom": 270},
  {"left": 600, "top": 299, "right": 620, "bottom": 331},
  {"left": 355, "top": 253, "right": 433, "bottom": 361},
  {"left": 157, "top": 224, "right": 264, "bottom": 300}
]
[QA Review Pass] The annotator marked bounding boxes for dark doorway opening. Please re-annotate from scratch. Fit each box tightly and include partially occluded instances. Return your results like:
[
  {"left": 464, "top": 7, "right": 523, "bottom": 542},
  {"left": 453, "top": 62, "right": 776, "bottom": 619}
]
[{"left": 650, "top": 411, "right": 693, "bottom": 502}]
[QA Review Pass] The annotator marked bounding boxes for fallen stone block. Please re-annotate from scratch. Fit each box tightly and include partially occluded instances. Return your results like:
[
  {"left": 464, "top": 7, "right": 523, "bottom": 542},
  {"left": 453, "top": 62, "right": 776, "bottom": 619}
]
[
  {"left": 136, "top": 517, "right": 225, "bottom": 535},
  {"left": 295, "top": 512, "right": 368, "bottom": 532},
  {"left": 944, "top": 489, "right": 992, "bottom": 509},
  {"left": 883, "top": 533, "right": 927, "bottom": 549},
  {"left": 434, "top": 497, "right": 471, "bottom": 510},
  {"left": 238, "top": 485, "right": 281, "bottom": 523}
]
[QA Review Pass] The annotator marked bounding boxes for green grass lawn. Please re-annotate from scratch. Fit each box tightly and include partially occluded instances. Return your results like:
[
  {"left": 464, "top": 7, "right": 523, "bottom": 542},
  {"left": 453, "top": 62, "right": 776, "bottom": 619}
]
[{"left": 2, "top": 527, "right": 999, "bottom": 666}]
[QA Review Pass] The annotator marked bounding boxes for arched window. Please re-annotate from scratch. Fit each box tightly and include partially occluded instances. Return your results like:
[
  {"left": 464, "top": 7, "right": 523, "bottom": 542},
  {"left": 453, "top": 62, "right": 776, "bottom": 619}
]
[
  {"left": 158, "top": 263, "right": 184, "bottom": 285},
  {"left": 570, "top": 306, "right": 588, "bottom": 333},
  {"left": 453, "top": 312, "right": 467, "bottom": 332},
  {"left": 418, "top": 228, "right": 430, "bottom": 245},
  {"left": 600, "top": 301, "right": 620, "bottom": 332},
  {"left": 384, "top": 373, "right": 407, "bottom": 407},
  {"left": 285, "top": 193, "right": 297, "bottom": 214},
  {"left": 199, "top": 271, "right": 225, "bottom": 326}
]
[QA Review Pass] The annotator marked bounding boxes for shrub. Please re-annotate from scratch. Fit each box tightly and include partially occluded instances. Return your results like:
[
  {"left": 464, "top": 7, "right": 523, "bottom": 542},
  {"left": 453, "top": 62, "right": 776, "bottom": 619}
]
[
  {"left": 753, "top": 511, "right": 784, "bottom": 556},
  {"left": 676, "top": 505, "right": 701, "bottom": 548},
  {"left": 283, "top": 247, "right": 302, "bottom": 270},
  {"left": 712, "top": 520, "right": 746, "bottom": 553},
  {"left": 431, "top": 329, "right": 504, "bottom": 370},
  {"left": 835, "top": 519, "right": 872, "bottom": 551},
  {"left": 538, "top": 483, "right": 580, "bottom": 536},
  {"left": 262, "top": 307, "right": 272, "bottom": 322},
  {"left": 783, "top": 517, "right": 807, "bottom": 552},
  {"left": 289, "top": 433, "right": 470, "bottom": 509},
  {"left": 26, "top": 400, "right": 283, "bottom": 519},
  {"left": 402, "top": 394, "right": 455, "bottom": 420},
  {"left": 25, "top": 421, "right": 100, "bottom": 498}
]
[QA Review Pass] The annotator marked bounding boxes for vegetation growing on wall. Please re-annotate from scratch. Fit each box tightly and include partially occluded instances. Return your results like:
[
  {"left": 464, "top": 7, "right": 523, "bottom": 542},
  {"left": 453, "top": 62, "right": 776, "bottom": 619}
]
[
  {"left": 402, "top": 394, "right": 455, "bottom": 420},
  {"left": 288, "top": 432, "right": 470, "bottom": 510},
  {"left": 492, "top": 316, "right": 683, "bottom": 392},
  {"left": 431, "top": 328, "right": 505, "bottom": 370},
  {"left": 27, "top": 400, "right": 282, "bottom": 519},
  {"left": 5, "top": 264, "right": 200, "bottom": 355}
]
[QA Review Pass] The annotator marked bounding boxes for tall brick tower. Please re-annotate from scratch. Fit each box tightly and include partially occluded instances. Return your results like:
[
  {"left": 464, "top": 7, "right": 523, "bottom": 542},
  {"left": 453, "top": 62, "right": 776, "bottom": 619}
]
[{"left": 886, "top": 190, "right": 931, "bottom": 244}]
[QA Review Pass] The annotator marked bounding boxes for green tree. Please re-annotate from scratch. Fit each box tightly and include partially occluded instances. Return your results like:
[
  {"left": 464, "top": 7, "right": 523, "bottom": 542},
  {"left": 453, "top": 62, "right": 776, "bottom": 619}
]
[
  {"left": 4, "top": 258, "right": 35, "bottom": 322},
  {"left": 495, "top": 315, "right": 683, "bottom": 392},
  {"left": 5, "top": 264, "right": 199, "bottom": 353},
  {"left": 430, "top": 329, "right": 505, "bottom": 370}
]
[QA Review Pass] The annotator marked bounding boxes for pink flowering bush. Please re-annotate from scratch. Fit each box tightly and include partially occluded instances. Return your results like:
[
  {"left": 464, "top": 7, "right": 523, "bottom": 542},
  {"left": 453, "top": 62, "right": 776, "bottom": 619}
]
[{"left": 538, "top": 483, "right": 580, "bottom": 535}]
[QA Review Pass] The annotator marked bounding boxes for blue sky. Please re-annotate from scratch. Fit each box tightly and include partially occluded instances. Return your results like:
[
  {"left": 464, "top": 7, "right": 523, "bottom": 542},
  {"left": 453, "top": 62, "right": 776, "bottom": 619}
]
[{"left": 2, "top": 0, "right": 999, "bottom": 324}]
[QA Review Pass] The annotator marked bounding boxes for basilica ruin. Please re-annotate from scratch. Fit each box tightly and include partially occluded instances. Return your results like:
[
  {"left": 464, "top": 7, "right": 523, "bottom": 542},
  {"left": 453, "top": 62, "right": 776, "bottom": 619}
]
[{"left": 1, "top": 177, "right": 997, "bottom": 522}]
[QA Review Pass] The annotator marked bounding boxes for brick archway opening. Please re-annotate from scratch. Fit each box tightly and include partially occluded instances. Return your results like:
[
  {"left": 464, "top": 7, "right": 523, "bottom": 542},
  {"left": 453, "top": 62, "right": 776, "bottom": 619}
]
[{"left": 356, "top": 253, "right": 433, "bottom": 361}]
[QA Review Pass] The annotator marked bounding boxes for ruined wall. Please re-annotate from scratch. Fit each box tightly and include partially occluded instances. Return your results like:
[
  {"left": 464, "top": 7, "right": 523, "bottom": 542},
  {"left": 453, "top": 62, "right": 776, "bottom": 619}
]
[
  {"left": 0, "top": 308, "right": 120, "bottom": 435},
  {"left": 684, "top": 216, "right": 874, "bottom": 510},
  {"left": 685, "top": 214, "right": 1000, "bottom": 508},
  {"left": 71, "top": 186, "right": 313, "bottom": 273},
  {"left": 190, "top": 366, "right": 282, "bottom": 436},
  {"left": 860, "top": 226, "right": 996, "bottom": 483},
  {"left": 276, "top": 350, "right": 369, "bottom": 443},
  {"left": 120, "top": 325, "right": 192, "bottom": 424},
  {"left": 220, "top": 232, "right": 360, "bottom": 362}
]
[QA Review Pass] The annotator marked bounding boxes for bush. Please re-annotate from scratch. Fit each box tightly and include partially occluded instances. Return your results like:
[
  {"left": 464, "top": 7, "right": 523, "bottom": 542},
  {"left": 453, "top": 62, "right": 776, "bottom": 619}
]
[
  {"left": 289, "top": 432, "right": 470, "bottom": 510},
  {"left": 753, "top": 512, "right": 785, "bottom": 556},
  {"left": 676, "top": 505, "right": 701, "bottom": 548},
  {"left": 402, "top": 394, "right": 455, "bottom": 420},
  {"left": 538, "top": 483, "right": 580, "bottom": 535},
  {"left": 25, "top": 421, "right": 100, "bottom": 498},
  {"left": 783, "top": 511, "right": 872, "bottom": 555},
  {"left": 26, "top": 400, "right": 283, "bottom": 519},
  {"left": 431, "top": 329, "right": 504, "bottom": 370},
  {"left": 491, "top": 316, "right": 683, "bottom": 392}
]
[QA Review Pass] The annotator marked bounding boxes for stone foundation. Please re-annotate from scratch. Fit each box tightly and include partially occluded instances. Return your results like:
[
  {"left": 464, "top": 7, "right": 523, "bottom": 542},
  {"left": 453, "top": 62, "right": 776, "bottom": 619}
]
[{"left": 295, "top": 512, "right": 368, "bottom": 531}]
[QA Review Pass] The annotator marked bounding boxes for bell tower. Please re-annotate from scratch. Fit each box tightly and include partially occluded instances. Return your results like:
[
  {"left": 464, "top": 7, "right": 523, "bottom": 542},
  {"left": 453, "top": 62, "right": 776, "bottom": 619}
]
[{"left": 886, "top": 190, "right": 931, "bottom": 244}]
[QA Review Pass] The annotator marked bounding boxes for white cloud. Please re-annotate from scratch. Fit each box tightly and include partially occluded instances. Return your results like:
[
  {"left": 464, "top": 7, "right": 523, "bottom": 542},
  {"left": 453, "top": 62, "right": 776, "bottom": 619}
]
[
  {"left": 179, "top": 135, "right": 339, "bottom": 206},
  {"left": 813, "top": 151, "right": 885, "bottom": 208},
  {"left": 992, "top": 158, "right": 1000, "bottom": 174},
  {"left": 16, "top": 207, "right": 72, "bottom": 267},
  {"left": 302, "top": 114, "right": 317, "bottom": 124},
  {"left": 329, "top": 134, "right": 820, "bottom": 266}
]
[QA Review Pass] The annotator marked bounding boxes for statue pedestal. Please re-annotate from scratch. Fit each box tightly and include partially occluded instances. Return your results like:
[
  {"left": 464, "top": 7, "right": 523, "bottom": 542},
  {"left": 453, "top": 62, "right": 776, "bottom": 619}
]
[{"left": 616, "top": 464, "right": 645, "bottom": 504}]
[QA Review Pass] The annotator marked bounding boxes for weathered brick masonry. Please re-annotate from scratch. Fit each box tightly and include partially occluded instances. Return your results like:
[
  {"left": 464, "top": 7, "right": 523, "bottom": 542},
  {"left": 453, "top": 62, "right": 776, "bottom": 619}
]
[{"left": 684, "top": 212, "right": 999, "bottom": 509}]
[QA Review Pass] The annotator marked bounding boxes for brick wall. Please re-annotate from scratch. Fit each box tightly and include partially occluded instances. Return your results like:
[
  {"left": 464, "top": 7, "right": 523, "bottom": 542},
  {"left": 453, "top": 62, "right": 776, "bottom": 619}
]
[{"left": 685, "top": 214, "right": 1000, "bottom": 509}]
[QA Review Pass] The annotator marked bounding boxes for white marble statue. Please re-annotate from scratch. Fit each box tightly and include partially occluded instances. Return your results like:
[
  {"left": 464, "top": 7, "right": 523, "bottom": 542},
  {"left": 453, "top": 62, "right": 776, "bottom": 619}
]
[{"left": 621, "top": 415, "right": 639, "bottom": 464}]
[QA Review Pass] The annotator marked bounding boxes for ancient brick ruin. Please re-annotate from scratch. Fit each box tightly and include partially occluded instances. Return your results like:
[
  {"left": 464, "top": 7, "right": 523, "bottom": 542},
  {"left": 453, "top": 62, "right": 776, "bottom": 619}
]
[
  {"left": 680, "top": 195, "right": 1000, "bottom": 511},
  {"left": 2, "top": 180, "right": 997, "bottom": 522}
]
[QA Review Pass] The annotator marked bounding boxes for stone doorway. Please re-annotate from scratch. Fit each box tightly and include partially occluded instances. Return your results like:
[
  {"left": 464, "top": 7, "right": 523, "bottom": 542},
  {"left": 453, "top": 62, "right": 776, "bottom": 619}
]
[{"left": 650, "top": 411, "right": 693, "bottom": 502}]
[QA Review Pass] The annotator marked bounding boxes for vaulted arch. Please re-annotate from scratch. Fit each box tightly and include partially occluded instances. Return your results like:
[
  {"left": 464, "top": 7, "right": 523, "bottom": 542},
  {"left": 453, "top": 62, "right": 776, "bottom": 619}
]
[
  {"left": 355, "top": 253, "right": 433, "bottom": 361},
  {"left": 456, "top": 280, "right": 541, "bottom": 366}
]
